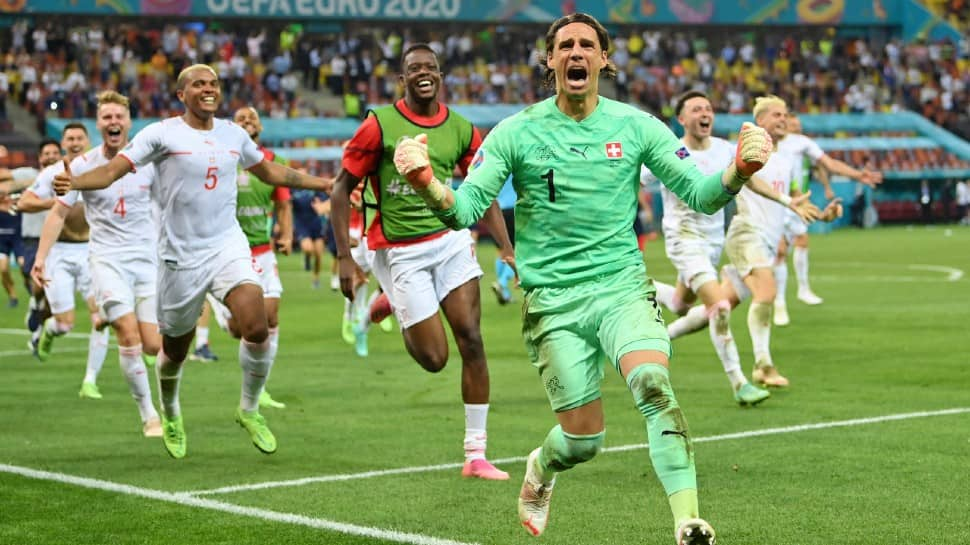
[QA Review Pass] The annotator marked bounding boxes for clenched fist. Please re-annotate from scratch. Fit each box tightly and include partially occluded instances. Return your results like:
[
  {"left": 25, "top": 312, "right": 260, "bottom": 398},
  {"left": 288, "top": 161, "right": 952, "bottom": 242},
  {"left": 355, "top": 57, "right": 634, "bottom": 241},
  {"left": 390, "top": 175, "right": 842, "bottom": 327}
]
[
  {"left": 393, "top": 134, "right": 433, "bottom": 188},
  {"left": 735, "top": 122, "right": 773, "bottom": 178}
]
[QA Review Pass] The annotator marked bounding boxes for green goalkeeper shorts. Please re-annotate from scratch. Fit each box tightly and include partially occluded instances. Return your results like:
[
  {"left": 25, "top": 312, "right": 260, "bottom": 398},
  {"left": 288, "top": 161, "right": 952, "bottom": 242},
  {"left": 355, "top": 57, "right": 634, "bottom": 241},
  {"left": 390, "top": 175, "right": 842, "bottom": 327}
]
[{"left": 521, "top": 263, "right": 670, "bottom": 412}]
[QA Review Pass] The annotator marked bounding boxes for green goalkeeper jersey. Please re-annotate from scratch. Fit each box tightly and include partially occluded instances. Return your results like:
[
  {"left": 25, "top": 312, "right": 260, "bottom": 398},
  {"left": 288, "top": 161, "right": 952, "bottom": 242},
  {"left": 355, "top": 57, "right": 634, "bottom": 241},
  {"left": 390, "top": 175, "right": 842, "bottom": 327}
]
[{"left": 437, "top": 96, "right": 735, "bottom": 289}]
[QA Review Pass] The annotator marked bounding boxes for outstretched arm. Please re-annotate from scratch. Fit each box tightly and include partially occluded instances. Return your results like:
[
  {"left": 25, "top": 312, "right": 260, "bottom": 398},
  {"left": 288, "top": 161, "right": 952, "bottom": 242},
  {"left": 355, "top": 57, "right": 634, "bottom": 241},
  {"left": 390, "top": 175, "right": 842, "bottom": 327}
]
[
  {"left": 746, "top": 175, "right": 820, "bottom": 223},
  {"left": 248, "top": 160, "right": 333, "bottom": 193},
  {"left": 56, "top": 156, "right": 131, "bottom": 194},
  {"left": 15, "top": 190, "right": 55, "bottom": 213},
  {"left": 818, "top": 154, "right": 882, "bottom": 187}
]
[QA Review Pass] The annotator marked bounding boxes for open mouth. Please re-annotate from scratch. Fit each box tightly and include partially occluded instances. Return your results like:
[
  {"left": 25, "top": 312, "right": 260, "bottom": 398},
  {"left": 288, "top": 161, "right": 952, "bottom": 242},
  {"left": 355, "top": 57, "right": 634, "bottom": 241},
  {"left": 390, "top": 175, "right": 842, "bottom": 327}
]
[
  {"left": 566, "top": 66, "right": 588, "bottom": 85},
  {"left": 106, "top": 127, "right": 122, "bottom": 137},
  {"left": 201, "top": 96, "right": 217, "bottom": 105},
  {"left": 416, "top": 80, "right": 434, "bottom": 91},
  {"left": 698, "top": 120, "right": 711, "bottom": 129}
]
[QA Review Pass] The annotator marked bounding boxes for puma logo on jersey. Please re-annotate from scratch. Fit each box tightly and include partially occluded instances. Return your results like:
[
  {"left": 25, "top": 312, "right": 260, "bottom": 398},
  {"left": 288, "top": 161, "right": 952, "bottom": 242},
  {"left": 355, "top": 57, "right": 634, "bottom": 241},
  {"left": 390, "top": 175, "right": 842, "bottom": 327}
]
[{"left": 569, "top": 146, "right": 588, "bottom": 159}]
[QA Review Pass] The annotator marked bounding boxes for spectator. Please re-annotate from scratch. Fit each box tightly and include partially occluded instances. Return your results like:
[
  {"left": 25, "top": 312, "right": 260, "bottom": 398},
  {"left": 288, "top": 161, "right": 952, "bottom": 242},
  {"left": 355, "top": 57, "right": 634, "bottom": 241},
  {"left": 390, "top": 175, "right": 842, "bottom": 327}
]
[{"left": 919, "top": 179, "right": 934, "bottom": 223}]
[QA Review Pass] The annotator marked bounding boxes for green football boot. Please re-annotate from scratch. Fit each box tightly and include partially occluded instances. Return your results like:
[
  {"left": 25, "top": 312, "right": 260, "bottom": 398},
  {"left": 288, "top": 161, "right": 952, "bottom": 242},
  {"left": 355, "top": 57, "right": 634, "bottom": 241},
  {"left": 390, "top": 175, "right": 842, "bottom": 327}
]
[
  {"left": 161, "top": 415, "right": 187, "bottom": 459},
  {"left": 142, "top": 354, "right": 157, "bottom": 368},
  {"left": 235, "top": 408, "right": 277, "bottom": 454},
  {"left": 36, "top": 326, "right": 54, "bottom": 362},
  {"left": 78, "top": 381, "right": 103, "bottom": 400},
  {"left": 258, "top": 389, "right": 286, "bottom": 409},
  {"left": 734, "top": 382, "right": 771, "bottom": 406}
]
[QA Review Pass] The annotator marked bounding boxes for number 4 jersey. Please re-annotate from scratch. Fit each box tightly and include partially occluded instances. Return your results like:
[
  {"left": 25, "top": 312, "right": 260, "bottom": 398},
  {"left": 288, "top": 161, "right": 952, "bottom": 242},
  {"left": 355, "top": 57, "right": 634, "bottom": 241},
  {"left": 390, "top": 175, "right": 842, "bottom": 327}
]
[{"left": 60, "top": 145, "right": 159, "bottom": 260}]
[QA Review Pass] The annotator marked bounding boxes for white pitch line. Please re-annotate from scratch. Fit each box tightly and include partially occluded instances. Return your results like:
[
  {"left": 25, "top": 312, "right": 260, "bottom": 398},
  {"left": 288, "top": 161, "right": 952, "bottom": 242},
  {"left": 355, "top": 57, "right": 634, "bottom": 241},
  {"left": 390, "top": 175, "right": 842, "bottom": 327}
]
[
  {"left": 0, "top": 463, "right": 479, "bottom": 545},
  {"left": 184, "top": 407, "right": 970, "bottom": 496},
  {"left": 0, "top": 327, "right": 92, "bottom": 339},
  {"left": 0, "top": 346, "right": 91, "bottom": 358},
  {"left": 908, "top": 264, "right": 964, "bottom": 281}
]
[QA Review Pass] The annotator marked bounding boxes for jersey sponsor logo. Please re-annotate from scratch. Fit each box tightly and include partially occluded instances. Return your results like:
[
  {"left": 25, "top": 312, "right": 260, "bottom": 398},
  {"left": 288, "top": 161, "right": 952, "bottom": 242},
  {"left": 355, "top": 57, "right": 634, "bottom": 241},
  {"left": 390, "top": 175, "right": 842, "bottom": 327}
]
[
  {"left": 605, "top": 142, "right": 623, "bottom": 159},
  {"left": 569, "top": 145, "right": 588, "bottom": 159},
  {"left": 675, "top": 146, "right": 691, "bottom": 159},
  {"left": 469, "top": 148, "right": 485, "bottom": 172}
]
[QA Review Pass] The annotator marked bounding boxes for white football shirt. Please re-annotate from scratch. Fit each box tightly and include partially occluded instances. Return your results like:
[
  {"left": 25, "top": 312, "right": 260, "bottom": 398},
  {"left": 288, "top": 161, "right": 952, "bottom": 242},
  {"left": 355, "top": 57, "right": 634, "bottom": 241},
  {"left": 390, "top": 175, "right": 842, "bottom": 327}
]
[
  {"left": 13, "top": 167, "right": 47, "bottom": 238},
  {"left": 59, "top": 145, "right": 158, "bottom": 259},
  {"left": 777, "top": 133, "right": 825, "bottom": 189},
  {"left": 732, "top": 151, "right": 799, "bottom": 244},
  {"left": 26, "top": 161, "right": 64, "bottom": 200},
  {"left": 119, "top": 116, "right": 264, "bottom": 268},
  {"left": 642, "top": 136, "right": 733, "bottom": 241}
]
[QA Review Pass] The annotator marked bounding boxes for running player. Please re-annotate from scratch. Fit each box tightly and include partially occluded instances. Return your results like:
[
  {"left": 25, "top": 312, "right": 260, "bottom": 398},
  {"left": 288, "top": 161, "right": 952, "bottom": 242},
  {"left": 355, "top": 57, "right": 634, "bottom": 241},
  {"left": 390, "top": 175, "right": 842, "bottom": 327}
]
[
  {"left": 32, "top": 91, "right": 163, "bottom": 436},
  {"left": 667, "top": 96, "right": 844, "bottom": 388},
  {"left": 392, "top": 14, "right": 774, "bottom": 544},
  {"left": 330, "top": 44, "right": 514, "bottom": 481},
  {"left": 772, "top": 113, "right": 882, "bottom": 324},
  {"left": 19, "top": 126, "right": 110, "bottom": 395},
  {"left": 53, "top": 64, "right": 332, "bottom": 459},
  {"left": 645, "top": 91, "right": 817, "bottom": 405}
]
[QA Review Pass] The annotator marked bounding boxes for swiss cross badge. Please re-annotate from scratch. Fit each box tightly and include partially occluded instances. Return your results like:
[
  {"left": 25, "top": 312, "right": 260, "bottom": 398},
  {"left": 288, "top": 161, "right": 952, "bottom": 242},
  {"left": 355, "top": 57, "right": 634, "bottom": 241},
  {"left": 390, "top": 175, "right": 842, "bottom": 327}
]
[{"left": 605, "top": 142, "right": 623, "bottom": 159}]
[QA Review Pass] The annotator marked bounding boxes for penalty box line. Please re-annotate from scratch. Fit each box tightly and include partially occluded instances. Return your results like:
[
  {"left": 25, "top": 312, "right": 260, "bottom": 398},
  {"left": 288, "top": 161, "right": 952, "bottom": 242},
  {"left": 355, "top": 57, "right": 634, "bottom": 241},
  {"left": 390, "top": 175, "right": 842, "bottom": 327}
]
[
  {"left": 185, "top": 407, "right": 970, "bottom": 496},
  {"left": 0, "top": 463, "right": 479, "bottom": 545}
]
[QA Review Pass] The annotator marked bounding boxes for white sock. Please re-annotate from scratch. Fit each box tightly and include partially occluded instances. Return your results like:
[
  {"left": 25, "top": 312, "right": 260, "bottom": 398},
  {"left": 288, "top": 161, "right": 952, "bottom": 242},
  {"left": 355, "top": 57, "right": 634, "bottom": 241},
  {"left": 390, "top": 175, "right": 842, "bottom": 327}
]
[
  {"left": 45, "top": 317, "right": 71, "bottom": 336},
  {"left": 653, "top": 280, "right": 686, "bottom": 314},
  {"left": 774, "top": 262, "right": 789, "bottom": 307},
  {"left": 195, "top": 327, "right": 209, "bottom": 349},
  {"left": 239, "top": 338, "right": 272, "bottom": 412},
  {"left": 353, "top": 283, "right": 370, "bottom": 331},
  {"left": 83, "top": 327, "right": 110, "bottom": 384},
  {"left": 119, "top": 344, "right": 158, "bottom": 422},
  {"left": 794, "top": 247, "right": 811, "bottom": 292},
  {"left": 747, "top": 301, "right": 774, "bottom": 367},
  {"left": 707, "top": 301, "right": 745, "bottom": 389},
  {"left": 155, "top": 350, "right": 184, "bottom": 419},
  {"left": 463, "top": 403, "right": 489, "bottom": 461},
  {"left": 343, "top": 298, "right": 354, "bottom": 323},
  {"left": 267, "top": 326, "right": 280, "bottom": 365},
  {"left": 667, "top": 304, "right": 708, "bottom": 339}
]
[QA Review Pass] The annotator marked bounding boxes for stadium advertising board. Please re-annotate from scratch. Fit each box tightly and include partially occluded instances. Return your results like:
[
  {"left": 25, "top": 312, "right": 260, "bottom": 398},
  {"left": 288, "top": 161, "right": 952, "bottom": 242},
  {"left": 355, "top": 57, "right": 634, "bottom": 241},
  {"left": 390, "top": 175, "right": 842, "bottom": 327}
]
[{"left": 16, "top": 0, "right": 903, "bottom": 24}]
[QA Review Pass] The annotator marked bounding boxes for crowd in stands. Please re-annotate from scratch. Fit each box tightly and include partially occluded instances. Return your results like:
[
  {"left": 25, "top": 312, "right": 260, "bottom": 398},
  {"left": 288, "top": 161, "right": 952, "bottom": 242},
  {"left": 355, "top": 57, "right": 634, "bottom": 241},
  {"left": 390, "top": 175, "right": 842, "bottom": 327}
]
[{"left": 0, "top": 18, "right": 967, "bottom": 169}]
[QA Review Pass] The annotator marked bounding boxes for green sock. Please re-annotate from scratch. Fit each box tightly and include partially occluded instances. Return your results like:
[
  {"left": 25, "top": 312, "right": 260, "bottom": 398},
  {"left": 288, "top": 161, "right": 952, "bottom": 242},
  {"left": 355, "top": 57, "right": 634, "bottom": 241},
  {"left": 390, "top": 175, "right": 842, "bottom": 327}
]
[
  {"left": 668, "top": 488, "right": 699, "bottom": 529},
  {"left": 537, "top": 424, "right": 605, "bottom": 482},
  {"left": 626, "top": 364, "right": 697, "bottom": 496}
]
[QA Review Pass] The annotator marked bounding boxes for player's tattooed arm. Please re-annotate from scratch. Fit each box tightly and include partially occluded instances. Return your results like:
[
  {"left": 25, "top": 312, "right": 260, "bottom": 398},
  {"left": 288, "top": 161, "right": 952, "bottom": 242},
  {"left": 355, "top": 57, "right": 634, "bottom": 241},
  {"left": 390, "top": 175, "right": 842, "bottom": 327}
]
[{"left": 251, "top": 160, "right": 333, "bottom": 193}]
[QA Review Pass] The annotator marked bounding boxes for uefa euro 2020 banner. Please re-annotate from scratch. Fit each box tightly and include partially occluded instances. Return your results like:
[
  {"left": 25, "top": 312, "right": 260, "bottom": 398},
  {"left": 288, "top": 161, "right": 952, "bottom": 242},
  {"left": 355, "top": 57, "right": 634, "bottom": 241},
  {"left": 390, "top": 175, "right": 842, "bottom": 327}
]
[
  {"left": 5, "top": 0, "right": 906, "bottom": 25},
  {"left": 6, "top": 0, "right": 959, "bottom": 41}
]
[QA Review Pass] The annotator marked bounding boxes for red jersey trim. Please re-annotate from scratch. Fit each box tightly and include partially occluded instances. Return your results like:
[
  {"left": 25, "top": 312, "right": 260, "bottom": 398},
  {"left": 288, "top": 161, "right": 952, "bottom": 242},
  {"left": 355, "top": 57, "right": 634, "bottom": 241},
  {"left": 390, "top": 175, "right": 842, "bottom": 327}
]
[
  {"left": 117, "top": 153, "right": 138, "bottom": 172},
  {"left": 391, "top": 99, "right": 450, "bottom": 128},
  {"left": 365, "top": 211, "right": 449, "bottom": 250},
  {"left": 250, "top": 243, "right": 272, "bottom": 256}
]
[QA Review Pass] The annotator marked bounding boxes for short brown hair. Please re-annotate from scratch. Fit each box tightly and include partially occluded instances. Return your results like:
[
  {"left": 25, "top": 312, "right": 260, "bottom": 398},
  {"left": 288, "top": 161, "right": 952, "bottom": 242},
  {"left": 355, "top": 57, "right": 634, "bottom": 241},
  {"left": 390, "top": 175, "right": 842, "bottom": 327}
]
[
  {"left": 541, "top": 13, "right": 617, "bottom": 88},
  {"left": 675, "top": 91, "right": 710, "bottom": 116}
]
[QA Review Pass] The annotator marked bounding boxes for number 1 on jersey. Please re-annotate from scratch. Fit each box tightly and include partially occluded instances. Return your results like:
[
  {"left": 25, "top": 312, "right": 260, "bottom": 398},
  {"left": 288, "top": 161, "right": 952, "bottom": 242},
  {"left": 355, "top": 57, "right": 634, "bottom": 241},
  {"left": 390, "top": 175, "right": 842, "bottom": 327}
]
[
  {"left": 205, "top": 166, "right": 218, "bottom": 190},
  {"left": 541, "top": 168, "right": 555, "bottom": 202}
]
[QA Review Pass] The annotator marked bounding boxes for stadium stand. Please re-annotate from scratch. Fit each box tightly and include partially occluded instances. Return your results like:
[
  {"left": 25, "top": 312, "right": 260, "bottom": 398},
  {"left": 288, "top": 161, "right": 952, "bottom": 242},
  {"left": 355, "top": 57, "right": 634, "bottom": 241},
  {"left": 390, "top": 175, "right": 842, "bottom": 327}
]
[{"left": 2, "top": 3, "right": 967, "bottom": 225}]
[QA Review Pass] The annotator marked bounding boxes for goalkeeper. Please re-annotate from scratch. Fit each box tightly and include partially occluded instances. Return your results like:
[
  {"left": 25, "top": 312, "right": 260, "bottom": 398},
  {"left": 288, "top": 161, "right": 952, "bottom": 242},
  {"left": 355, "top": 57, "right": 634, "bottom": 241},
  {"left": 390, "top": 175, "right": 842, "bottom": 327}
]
[{"left": 393, "top": 12, "right": 772, "bottom": 545}]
